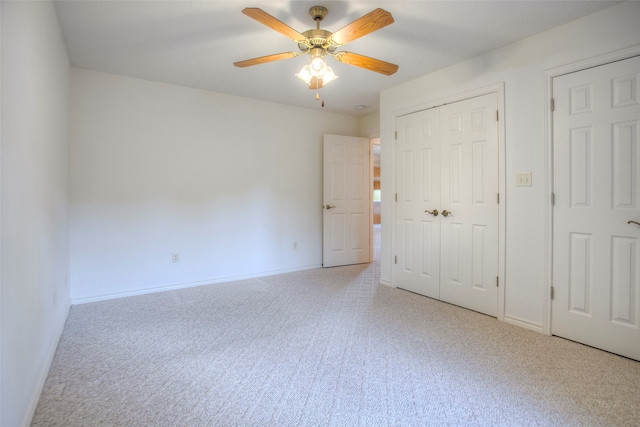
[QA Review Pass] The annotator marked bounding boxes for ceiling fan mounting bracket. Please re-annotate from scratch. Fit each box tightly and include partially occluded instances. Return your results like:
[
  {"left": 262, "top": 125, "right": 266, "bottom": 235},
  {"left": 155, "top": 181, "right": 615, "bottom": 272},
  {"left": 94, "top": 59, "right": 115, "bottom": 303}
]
[{"left": 309, "top": 6, "right": 328, "bottom": 23}]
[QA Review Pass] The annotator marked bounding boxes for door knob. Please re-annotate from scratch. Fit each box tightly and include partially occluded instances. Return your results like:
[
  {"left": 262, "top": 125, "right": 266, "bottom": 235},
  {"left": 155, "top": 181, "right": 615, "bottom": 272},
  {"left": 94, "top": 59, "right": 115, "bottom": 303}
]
[
  {"left": 442, "top": 210, "right": 453, "bottom": 217},
  {"left": 325, "top": 205, "right": 336, "bottom": 210},
  {"left": 425, "top": 209, "right": 439, "bottom": 216},
  {"left": 628, "top": 220, "right": 640, "bottom": 226}
]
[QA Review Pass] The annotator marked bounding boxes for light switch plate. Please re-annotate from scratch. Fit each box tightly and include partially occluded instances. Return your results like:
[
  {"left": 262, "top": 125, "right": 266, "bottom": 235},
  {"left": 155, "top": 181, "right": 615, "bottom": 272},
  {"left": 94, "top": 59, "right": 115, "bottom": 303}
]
[{"left": 517, "top": 172, "right": 532, "bottom": 187}]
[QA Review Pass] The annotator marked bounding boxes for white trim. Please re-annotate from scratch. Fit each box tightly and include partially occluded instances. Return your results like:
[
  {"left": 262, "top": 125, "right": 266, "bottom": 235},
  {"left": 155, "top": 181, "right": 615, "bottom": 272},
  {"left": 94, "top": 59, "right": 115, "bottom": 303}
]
[
  {"left": 0, "top": 3, "right": 3, "bottom": 423},
  {"left": 71, "top": 264, "right": 322, "bottom": 305},
  {"left": 543, "top": 44, "right": 640, "bottom": 336},
  {"left": 379, "top": 278, "right": 393, "bottom": 287},
  {"left": 504, "top": 314, "right": 543, "bottom": 334},
  {"left": 22, "top": 305, "right": 70, "bottom": 427},
  {"left": 369, "top": 138, "right": 375, "bottom": 263},
  {"left": 390, "top": 83, "right": 506, "bottom": 321}
]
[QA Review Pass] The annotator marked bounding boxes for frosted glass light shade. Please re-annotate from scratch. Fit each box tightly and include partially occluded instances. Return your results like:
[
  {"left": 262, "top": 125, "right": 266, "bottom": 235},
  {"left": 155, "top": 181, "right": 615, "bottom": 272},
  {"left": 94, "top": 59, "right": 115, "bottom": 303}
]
[{"left": 296, "top": 59, "right": 338, "bottom": 86}]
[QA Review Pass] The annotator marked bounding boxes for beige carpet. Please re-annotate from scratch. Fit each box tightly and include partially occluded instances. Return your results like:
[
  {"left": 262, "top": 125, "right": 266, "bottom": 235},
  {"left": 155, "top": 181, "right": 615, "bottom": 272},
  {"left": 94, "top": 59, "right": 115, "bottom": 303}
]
[{"left": 32, "top": 260, "right": 640, "bottom": 426}]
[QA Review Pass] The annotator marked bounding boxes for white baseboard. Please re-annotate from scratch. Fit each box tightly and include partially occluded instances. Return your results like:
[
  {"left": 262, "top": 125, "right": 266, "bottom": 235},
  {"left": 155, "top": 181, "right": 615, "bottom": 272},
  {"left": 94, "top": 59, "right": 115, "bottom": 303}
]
[
  {"left": 22, "top": 304, "right": 70, "bottom": 427},
  {"left": 379, "top": 278, "right": 394, "bottom": 287},
  {"left": 503, "top": 314, "right": 544, "bottom": 334},
  {"left": 71, "top": 264, "right": 323, "bottom": 305}
]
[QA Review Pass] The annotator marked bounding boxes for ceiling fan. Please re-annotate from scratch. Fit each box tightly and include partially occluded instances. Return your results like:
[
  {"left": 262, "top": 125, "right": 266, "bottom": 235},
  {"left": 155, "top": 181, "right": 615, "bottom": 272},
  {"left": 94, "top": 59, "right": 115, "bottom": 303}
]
[{"left": 234, "top": 6, "right": 399, "bottom": 90}]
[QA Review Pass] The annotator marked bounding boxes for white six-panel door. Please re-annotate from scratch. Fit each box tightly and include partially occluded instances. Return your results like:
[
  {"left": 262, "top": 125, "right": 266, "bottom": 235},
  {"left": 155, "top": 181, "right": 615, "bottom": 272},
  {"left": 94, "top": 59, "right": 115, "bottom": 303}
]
[
  {"left": 552, "top": 55, "right": 640, "bottom": 361},
  {"left": 323, "top": 134, "right": 371, "bottom": 268},
  {"left": 396, "top": 108, "right": 441, "bottom": 298},
  {"left": 395, "top": 93, "right": 499, "bottom": 317},
  {"left": 439, "top": 94, "right": 499, "bottom": 316}
]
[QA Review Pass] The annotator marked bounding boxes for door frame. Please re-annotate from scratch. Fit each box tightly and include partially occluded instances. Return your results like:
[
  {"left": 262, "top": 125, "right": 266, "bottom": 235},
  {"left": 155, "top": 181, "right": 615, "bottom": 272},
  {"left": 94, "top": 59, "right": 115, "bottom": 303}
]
[
  {"left": 543, "top": 44, "right": 640, "bottom": 335},
  {"left": 370, "top": 136, "right": 380, "bottom": 263},
  {"left": 390, "top": 82, "right": 506, "bottom": 322}
]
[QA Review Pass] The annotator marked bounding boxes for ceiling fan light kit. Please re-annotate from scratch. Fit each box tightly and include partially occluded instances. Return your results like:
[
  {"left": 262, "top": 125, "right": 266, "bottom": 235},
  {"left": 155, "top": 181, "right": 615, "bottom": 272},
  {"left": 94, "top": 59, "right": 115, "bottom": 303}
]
[
  {"left": 295, "top": 47, "right": 338, "bottom": 90},
  {"left": 234, "top": 5, "right": 398, "bottom": 100}
]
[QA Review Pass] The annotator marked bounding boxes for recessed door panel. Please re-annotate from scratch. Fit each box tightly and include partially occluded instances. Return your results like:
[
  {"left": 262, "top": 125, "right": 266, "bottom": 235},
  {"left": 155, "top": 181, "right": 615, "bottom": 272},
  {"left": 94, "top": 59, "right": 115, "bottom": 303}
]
[
  {"left": 448, "top": 145, "right": 463, "bottom": 204},
  {"left": 350, "top": 163, "right": 364, "bottom": 201},
  {"left": 330, "top": 214, "right": 345, "bottom": 253},
  {"left": 570, "top": 127, "right": 592, "bottom": 207},
  {"left": 472, "top": 225, "right": 486, "bottom": 291},
  {"left": 610, "top": 236, "right": 637, "bottom": 327},
  {"left": 612, "top": 121, "right": 637, "bottom": 208},
  {"left": 569, "top": 232, "right": 592, "bottom": 315},
  {"left": 350, "top": 213, "right": 365, "bottom": 251},
  {"left": 403, "top": 220, "right": 414, "bottom": 272},
  {"left": 446, "top": 222, "right": 463, "bottom": 286},
  {"left": 403, "top": 151, "right": 414, "bottom": 203},
  {"left": 472, "top": 140, "right": 487, "bottom": 205},
  {"left": 331, "top": 162, "right": 345, "bottom": 201},
  {"left": 422, "top": 149, "right": 433, "bottom": 203},
  {"left": 421, "top": 220, "right": 434, "bottom": 277}
]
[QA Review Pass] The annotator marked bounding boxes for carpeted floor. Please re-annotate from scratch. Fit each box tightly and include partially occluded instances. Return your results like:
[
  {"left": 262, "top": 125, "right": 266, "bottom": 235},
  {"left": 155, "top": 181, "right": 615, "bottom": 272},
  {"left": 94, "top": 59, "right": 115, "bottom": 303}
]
[{"left": 32, "top": 245, "right": 640, "bottom": 426}]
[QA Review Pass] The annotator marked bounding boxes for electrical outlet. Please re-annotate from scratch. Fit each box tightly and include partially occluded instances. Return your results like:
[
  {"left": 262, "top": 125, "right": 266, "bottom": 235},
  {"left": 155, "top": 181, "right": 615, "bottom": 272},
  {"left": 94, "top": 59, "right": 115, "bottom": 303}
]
[
  {"left": 293, "top": 242, "right": 298, "bottom": 250},
  {"left": 172, "top": 253, "right": 180, "bottom": 263},
  {"left": 517, "top": 172, "right": 532, "bottom": 187}
]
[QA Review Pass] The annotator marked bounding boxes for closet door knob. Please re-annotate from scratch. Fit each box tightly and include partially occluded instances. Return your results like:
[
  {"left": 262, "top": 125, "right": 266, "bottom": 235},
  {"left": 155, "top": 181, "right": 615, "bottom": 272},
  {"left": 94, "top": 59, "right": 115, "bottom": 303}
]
[
  {"left": 425, "top": 209, "right": 439, "bottom": 216},
  {"left": 442, "top": 210, "right": 453, "bottom": 217}
]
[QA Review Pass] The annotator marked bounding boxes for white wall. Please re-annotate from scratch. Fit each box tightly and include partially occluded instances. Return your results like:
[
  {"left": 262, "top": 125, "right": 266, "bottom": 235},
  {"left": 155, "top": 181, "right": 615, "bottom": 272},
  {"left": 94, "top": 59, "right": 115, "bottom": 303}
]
[
  {"left": 70, "top": 68, "right": 360, "bottom": 302},
  {"left": 380, "top": 1, "right": 640, "bottom": 331},
  {"left": 1, "top": 2, "right": 70, "bottom": 426},
  {"left": 359, "top": 112, "right": 380, "bottom": 138}
]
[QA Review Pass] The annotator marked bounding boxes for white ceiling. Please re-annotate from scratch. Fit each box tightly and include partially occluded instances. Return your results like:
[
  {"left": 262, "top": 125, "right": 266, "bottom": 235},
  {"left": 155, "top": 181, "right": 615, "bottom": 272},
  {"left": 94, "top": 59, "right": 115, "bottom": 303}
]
[{"left": 53, "top": 0, "right": 621, "bottom": 117}]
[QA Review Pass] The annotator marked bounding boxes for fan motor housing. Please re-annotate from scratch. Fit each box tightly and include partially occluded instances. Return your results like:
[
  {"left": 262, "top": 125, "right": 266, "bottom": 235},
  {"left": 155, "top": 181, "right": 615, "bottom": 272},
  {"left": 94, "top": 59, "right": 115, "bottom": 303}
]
[{"left": 299, "top": 28, "right": 333, "bottom": 51}]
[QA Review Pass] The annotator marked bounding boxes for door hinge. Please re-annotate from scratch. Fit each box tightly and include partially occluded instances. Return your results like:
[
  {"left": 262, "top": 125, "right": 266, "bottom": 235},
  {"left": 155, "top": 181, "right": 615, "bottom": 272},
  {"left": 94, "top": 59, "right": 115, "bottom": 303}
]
[
  {"left": 497, "top": 193, "right": 500, "bottom": 204},
  {"left": 496, "top": 276, "right": 499, "bottom": 287},
  {"left": 394, "top": 256, "right": 397, "bottom": 264},
  {"left": 395, "top": 131, "right": 398, "bottom": 140},
  {"left": 496, "top": 110, "right": 499, "bottom": 121},
  {"left": 395, "top": 193, "right": 398, "bottom": 202},
  {"left": 550, "top": 98, "right": 555, "bottom": 111},
  {"left": 551, "top": 192, "right": 555, "bottom": 205},
  {"left": 550, "top": 286, "right": 555, "bottom": 300}
]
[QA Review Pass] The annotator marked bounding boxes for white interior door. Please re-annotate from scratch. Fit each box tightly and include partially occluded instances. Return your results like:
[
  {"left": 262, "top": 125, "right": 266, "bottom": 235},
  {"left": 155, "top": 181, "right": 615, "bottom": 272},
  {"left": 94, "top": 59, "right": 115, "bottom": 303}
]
[
  {"left": 395, "top": 93, "right": 499, "bottom": 317},
  {"left": 395, "top": 108, "right": 441, "bottom": 298},
  {"left": 439, "top": 94, "right": 499, "bottom": 316},
  {"left": 323, "top": 134, "right": 371, "bottom": 268},
  {"left": 552, "top": 55, "right": 640, "bottom": 361}
]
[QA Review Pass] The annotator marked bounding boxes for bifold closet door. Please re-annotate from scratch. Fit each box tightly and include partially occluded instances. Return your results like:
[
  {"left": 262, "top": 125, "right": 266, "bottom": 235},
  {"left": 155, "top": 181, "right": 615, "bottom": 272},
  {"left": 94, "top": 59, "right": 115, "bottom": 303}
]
[
  {"left": 395, "top": 93, "right": 499, "bottom": 317},
  {"left": 439, "top": 93, "right": 499, "bottom": 317},
  {"left": 395, "top": 108, "right": 441, "bottom": 299}
]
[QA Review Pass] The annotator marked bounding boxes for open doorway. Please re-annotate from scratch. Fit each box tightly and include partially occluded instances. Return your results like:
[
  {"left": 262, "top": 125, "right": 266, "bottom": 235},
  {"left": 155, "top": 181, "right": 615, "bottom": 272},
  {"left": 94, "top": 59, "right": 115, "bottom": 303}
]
[{"left": 372, "top": 139, "right": 381, "bottom": 264}]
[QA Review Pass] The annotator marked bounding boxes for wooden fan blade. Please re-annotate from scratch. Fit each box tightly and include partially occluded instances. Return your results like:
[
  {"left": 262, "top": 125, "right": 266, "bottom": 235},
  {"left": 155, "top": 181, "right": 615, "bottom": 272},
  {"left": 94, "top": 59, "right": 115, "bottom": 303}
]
[
  {"left": 242, "top": 8, "right": 307, "bottom": 43},
  {"left": 328, "top": 8, "right": 394, "bottom": 46},
  {"left": 234, "top": 52, "right": 300, "bottom": 68},
  {"left": 309, "top": 76, "right": 324, "bottom": 90},
  {"left": 334, "top": 52, "right": 398, "bottom": 76}
]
